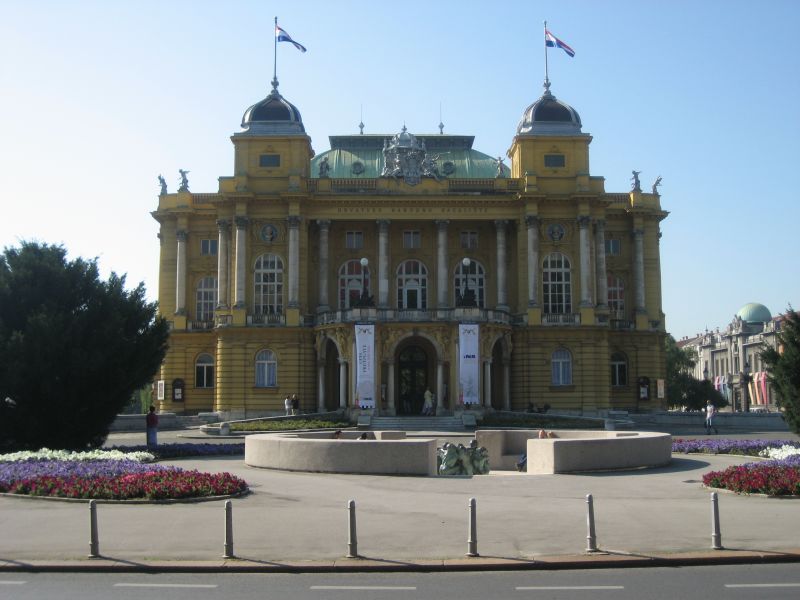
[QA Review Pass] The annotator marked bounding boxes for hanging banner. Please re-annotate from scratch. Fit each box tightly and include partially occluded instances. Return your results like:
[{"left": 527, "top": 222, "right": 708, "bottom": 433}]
[
  {"left": 354, "top": 324, "right": 375, "bottom": 409},
  {"left": 458, "top": 324, "right": 480, "bottom": 405}
]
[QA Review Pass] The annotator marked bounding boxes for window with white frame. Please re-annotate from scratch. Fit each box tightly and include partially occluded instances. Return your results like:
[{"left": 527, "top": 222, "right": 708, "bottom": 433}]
[
  {"left": 254, "top": 254, "right": 284, "bottom": 315},
  {"left": 605, "top": 238, "right": 621, "bottom": 256},
  {"left": 195, "top": 276, "right": 218, "bottom": 322},
  {"left": 345, "top": 231, "right": 364, "bottom": 250},
  {"left": 607, "top": 274, "right": 625, "bottom": 317},
  {"left": 542, "top": 252, "right": 572, "bottom": 314},
  {"left": 195, "top": 353, "right": 214, "bottom": 388},
  {"left": 255, "top": 349, "right": 278, "bottom": 387},
  {"left": 551, "top": 349, "right": 573, "bottom": 386},
  {"left": 403, "top": 230, "right": 421, "bottom": 249},
  {"left": 200, "top": 239, "right": 218, "bottom": 256},
  {"left": 338, "top": 260, "right": 370, "bottom": 309},
  {"left": 396, "top": 260, "right": 427, "bottom": 309},
  {"left": 460, "top": 231, "right": 478, "bottom": 250},
  {"left": 611, "top": 352, "right": 628, "bottom": 387},
  {"left": 454, "top": 259, "right": 485, "bottom": 307}
]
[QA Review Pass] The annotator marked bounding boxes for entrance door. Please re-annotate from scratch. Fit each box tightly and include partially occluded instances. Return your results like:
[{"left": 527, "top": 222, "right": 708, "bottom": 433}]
[{"left": 398, "top": 345, "right": 428, "bottom": 415}]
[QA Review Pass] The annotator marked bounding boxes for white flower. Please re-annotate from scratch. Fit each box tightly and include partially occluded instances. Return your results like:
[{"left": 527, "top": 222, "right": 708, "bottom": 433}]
[
  {"left": 0, "top": 448, "right": 154, "bottom": 462},
  {"left": 759, "top": 445, "right": 800, "bottom": 460}
]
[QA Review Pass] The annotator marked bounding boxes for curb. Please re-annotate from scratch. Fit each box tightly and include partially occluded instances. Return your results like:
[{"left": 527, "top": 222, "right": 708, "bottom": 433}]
[{"left": 3, "top": 550, "right": 800, "bottom": 573}]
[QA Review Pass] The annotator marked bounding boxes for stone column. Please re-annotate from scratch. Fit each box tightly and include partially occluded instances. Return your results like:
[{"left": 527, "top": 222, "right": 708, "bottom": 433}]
[
  {"left": 175, "top": 230, "right": 187, "bottom": 314},
  {"left": 483, "top": 361, "right": 492, "bottom": 408},
  {"left": 594, "top": 219, "right": 608, "bottom": 308},
  {"left": 233, "top": 217, "right": 248, "bottom": 308},
  {"left": 387, "top": 361, "right": 396, "bottom": 413},
  {"left": 526, "top": 216, "right": 540, "bottom": 307},
  {"left": 436, "top": 361, "right": 445, "bottom": 413},
  {"left": 316, "top": 220, "right": 331, "bottom": 312},
  {"left": 216, "top": 220, "right": 229, "bottom": 308},
  {"left": 287, "top": 216, "right": 301, "bottom": 308},
  {"left": 633, "top": 228, "right": 646, "bottom": 312},
  {"left": 578, "top": 216, "right": 592, "bottom": 307},
  {"left": 317, "top": 363, "right": 326, "bottom": 412},
  {"left": 435, "top": 220, "right": 449, "bottom": 308},
  {"left": 503, "top": 361, "right": 511, "bottom": 411},
  {"left": 339, "top": 359, "right": 347, "bottom": 409},
  {"left": 377, "top": 220, "right": 390, "bottom": 307},
  {"left": 494, "top": 220, "right": 509, "bottom": 311}
]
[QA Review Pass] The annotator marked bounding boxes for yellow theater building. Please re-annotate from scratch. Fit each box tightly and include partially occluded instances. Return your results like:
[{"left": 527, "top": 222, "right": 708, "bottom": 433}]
[{"left": 152, "top": 76, "right": 667, "bottom": 420}]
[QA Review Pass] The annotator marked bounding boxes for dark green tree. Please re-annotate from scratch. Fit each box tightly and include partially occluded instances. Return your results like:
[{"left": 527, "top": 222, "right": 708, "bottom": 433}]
[
  {"left": 665, "top": 334, "right": 726, "bottom": 411},
  {"left": 0, "top": 242, "right": 169, "bottom": 450},
  {"left": 761, "top": 308, "right": 800, "bottom": 434}
]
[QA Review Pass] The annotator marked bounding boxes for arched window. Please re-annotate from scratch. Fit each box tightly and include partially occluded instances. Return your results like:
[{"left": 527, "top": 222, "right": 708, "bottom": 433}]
[
  {"left": 551, "top": 348, "right": 572, "bottom": 386},
  {"left": 543, "top": 253, "right": 572, "bottom": 314},
  {"left": 195, "top": 276, "right": 218, "bottom": 322},
  {"left": 611, "top": 352, "right": 628, "bottom": 387},
  {"left": 607, "top": 274, "right": 625, "bottom": 317},
  {"left": 338, "top": 260, "right": 371, "bottom": 309},
  {"left": 255, "top": 349, "right": 278, "bottom": 387},
  {"left": 396, "top": 260, "right": 428, "bottom": 309},
  {"left": 195, "top": 353, "right": 214, "bottom": 388},
  {"left": 254, "top": 254, "right": 284, "bottom": 315},
  {"left": 454, "top": 259, "right": 485, "bottom": 308}
]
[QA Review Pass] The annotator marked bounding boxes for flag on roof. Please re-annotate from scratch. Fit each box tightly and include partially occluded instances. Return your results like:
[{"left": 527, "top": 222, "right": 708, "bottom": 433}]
[
  {"left": 276, "top": 26, "right": 307, "bottom": 53},
  {"left": 545, "top": 29, "right": 575, "bottom": 57}
]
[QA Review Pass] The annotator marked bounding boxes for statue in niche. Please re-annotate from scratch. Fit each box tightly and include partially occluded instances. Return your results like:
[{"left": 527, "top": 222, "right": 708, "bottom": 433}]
[
  {"left": 157, "top": 174, "right": 167, "bottom": 195},
  {"left": 652, "top": 175, "right": 662, "bottom": 195},
  {"left": 178, "top": 169, "right": 190, "bottom": 192},
  {"left": 631, "top": 170, "right": 641, "bottom": 192},
  {"left": 318, "top": 156, "right": 330, "bottom": 178}
]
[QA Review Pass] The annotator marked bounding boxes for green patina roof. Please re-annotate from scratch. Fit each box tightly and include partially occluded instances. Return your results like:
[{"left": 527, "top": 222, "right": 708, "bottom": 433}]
[
  {"left": 310, "top": 133, "right": 508, "bottom": 179},
  {"left": 736, "top": 302, "right": 772, "bottom": 324}
]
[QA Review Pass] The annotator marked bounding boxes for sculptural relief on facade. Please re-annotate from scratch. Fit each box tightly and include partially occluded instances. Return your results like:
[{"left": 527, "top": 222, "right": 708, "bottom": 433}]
[{"left": 380, "top": 127, "right": 443, "bottom": 186}]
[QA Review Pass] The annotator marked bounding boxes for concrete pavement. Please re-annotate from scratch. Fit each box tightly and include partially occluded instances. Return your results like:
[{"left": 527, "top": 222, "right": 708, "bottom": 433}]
[{"left": 1, "top": 428, "right": 799, "bottom": 572}]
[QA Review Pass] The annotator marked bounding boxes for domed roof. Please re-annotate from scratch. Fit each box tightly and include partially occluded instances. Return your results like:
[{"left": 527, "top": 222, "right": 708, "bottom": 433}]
[
  {"left": 736, "top": 302, "right": 772, "bottom": 324},
  {"left": 240, "top": 80, "right": 305, "bottom": 135},
  {"left": 517, "top": 82, "right": 583, "bottom": 135}
]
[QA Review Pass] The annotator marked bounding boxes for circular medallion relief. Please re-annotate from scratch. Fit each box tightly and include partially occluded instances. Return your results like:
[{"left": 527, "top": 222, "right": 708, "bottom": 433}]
[
  {"left": 547, "top": 224, "right": 565, "bottom": 242},
  {"left": 260, "top": 224, "right": 278, "bottom": 243},
  {"left": 442, "top": 161, "right": 456, "bottom": 175},
  {"left": 351, "top": 161, "right": 365, "bottom": 175}
]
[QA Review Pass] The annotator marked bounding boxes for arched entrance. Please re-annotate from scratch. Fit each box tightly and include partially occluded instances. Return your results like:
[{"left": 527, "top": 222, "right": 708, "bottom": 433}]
[{"left": 397, "top": 344, "right": 429, "bottom": 415}]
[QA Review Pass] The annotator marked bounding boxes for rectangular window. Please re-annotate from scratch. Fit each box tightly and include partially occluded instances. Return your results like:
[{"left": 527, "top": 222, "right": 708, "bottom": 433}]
[
  {"left": 544, "top": 154, "right": 566, "bottom": 168},
  {"left": 605, "top": 239, "right": 621, "bottom": 256},
  {"left": 200, "top": 239, "right": 218, "bottom": 256},
  {"left": 345, "top": 231, "right": 364, "bottom": 249},
  {"left": 259, "top": 154, "right": 281, "bottom": 167},
  {"left": 403, "top": 230, "right": 421, "bottom": 249},
  {"left": 460, "top": 231, "right": 478, "bottom": 250},
  {"left": 195, "top": 365, "right": 214, "bottom": 388}
]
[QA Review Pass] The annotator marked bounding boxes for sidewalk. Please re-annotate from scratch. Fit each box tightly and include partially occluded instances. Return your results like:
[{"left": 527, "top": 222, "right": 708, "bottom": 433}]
[{"left": 2, "top": 429, "right": 800, "bottom": 572}]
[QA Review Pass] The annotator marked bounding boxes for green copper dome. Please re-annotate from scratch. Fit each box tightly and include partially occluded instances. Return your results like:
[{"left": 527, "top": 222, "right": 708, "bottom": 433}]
[{"left": 736, "top": 302, "right": 771, "bottom": 324}]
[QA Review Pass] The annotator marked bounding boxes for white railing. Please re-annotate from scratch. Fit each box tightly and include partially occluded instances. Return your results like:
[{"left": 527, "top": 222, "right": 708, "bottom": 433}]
[
  {"left": 247, "top": 313, "right": 286, "bottom": 326},
  {"left": 542, "top": 313, "right": 581, "bottom": 326}
]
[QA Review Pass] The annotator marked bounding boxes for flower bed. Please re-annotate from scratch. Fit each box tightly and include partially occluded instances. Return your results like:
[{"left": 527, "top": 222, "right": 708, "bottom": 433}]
[
  {"left": 702, "top": 456, "right": 800, "bottom": 496},
  {"left": 108, "top": 443, "right": 244, "bottom": 459},
  {"left": 0, "top": 447, "right": 248, "bottom": 501},
  {"left": 672, "top": 438, "right": 800, "bottom": 456}
]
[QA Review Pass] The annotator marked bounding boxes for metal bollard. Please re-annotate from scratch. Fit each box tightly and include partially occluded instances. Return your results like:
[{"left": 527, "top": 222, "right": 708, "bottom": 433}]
[
  {"left": 223, "top": 499, "right": 234, "bottom": 558},
  {"left": 585, "top": 494, "right": 598, "bottom": 552},
  {"left": 466, "top": 497, "right": 479, "bottom": 557},
  {"left": 710, "top": 492, "right": 723, "bottom": 550},
  {"left": 346, "top": 499, "right": 358, "bottom": 558},
  {"left": 88, "top": 500, "right": 99, "bottom": 558}
]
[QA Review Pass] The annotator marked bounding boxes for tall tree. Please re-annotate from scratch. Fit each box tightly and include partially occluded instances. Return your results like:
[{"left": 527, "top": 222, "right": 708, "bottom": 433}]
[
  {"left": 761, "top": 308, "right": 800, "bottom": 434},
  {"left": 0, "top": 242, "right": 169, "bottom": 450}
]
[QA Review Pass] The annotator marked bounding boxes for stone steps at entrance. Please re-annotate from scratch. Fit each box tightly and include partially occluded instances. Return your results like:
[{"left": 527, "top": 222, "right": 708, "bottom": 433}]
[{"left": 370, "top": 416, "right": 466, "bottom": 431}]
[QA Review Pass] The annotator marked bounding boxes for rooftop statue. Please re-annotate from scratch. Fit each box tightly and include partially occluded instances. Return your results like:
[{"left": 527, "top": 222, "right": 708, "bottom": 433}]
[
  {"left": 178, "top": 169, "right": 190, "bottom": 192},
  {"left": 157, "top": 174, "right": 167, "bottom": 195},
  {"left": 318, "top": 156, "right": 330, "bottom": 178},
  {"left": 631, "top": 170, "right": 642, "bottom": 192},
  {"left": 652, "top": 175, "right": 662, "bottom": 195},
  {"left": 379, "top": 127, "right": 443, "bottom": 186},
  {"left": 495, "top": 156, "right": 506, "bottom": 178}
]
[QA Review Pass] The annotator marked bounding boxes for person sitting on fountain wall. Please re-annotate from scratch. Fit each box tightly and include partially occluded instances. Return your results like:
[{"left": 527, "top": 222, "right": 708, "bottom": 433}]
[
  {"left": 332, "top": 430, "right": 342, "bottom": 439},
  {"left": 358, "top": 432, "right": 368, "bottom": 440}
]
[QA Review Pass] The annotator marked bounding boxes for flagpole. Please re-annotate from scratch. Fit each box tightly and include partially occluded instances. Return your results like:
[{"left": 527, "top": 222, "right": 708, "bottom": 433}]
[
  {"left": 543, "top": 20, "right": 550, "bottom": 90},
  {"left": 272, "top": 16, "right": 278, "bottom": 90}
]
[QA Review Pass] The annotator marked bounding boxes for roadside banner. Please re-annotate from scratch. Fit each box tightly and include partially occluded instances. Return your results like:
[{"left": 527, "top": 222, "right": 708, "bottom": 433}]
[
  {"left": 458, "top": 324, "right": 480, "bottom": 405},
  {"left": 355, "top": 324, "right": 375, "bottom": 408}
]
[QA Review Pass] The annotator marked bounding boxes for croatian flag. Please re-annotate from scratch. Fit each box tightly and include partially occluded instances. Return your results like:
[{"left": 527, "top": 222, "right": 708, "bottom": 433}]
[
  {"left": 276, "top": 26, "right": 307, "bottom": 53},
  {"left": 545, "top": 29, "right": 575, "bottom": 57}
]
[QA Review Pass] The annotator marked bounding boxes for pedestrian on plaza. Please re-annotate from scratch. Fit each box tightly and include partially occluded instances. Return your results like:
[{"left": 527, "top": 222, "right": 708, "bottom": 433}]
[
  {"left": 705, "top": 400, "right": 718, "bottom": 434},
  {"left": 422, "top": 388, "right": 434, "bottom": 415},
  {"left": 284, "top": 395, "right": 292, "bottom": 416},
  {"left": 291, "top": 393, "right": 299, "bottom": 415},
  {"left": 145, "top": 405, "right": 159, "bottom": 448}
]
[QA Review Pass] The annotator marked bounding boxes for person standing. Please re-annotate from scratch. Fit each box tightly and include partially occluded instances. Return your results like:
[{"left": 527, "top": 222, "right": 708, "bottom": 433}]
[
  {"left": 705, "top": 400, "right": 718, "bottom": 435},
  {"left": 284, "top": 395, "right": 292, "bottom": 416},
  {"left": 146, "top": 405, "right": 159, "bottom": 448},
  {"left": 291, "top": 393, "right": 299, "bottom": 416}
]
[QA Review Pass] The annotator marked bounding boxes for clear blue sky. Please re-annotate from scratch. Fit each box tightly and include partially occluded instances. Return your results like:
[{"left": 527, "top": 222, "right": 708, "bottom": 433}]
[{"left": 1, "top": 0, "right": 798, "bottom": 340}]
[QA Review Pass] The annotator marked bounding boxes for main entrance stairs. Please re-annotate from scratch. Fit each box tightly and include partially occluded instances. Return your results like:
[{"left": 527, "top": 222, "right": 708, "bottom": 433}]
[{"left": 369, "top": 416, "right": 467, "bottom": 431}]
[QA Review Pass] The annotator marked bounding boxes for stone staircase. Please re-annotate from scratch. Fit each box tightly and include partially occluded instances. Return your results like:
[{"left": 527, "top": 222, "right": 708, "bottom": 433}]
[
  {"left": 369, "top": 416, "right": 467, "bottom": 431},
  {"left": 175, "top": 415, "right": 215, "bottom": 428}
]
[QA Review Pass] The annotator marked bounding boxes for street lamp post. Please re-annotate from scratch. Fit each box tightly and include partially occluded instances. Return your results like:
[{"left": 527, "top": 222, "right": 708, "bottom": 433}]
[
  {"left": 461, "top": 257, "right": 476, "bottom": 307},
  {"left": 356, "top": 257, "right": 374, "bottom": 307}
]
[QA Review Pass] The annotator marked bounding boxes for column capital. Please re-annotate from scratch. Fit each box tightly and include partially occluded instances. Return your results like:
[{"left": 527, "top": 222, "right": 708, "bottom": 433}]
[
  {"left": 494, "top": 219, "right": 509, "bottom": 230},
  {"left": 176, "top": 230, "right": 188, "bottom": 242},
  {"left": 594, "top": 218, "right": 606, "bottom": 229},
  {"left": 234, "top": 216, "right": 249, "bottom": 228},
  {"left": 216, "top": 219, "right": 230, "bottom": 230},
  {"left": 525, "top": 215, "right": 540, "bottom": 228},
  {"left": 376, "top": 219, "right": 391, "bottom": 229},
  {"left": 434, "top": 219, "right": 450, "bottom": 229},
  {"left": 577, "top": 215, "right": 591, "bottom": 228},
  {"left": 316, "top": 219, "right": 331, "bottom": 229},
  {"left": 287, "top": 215, "right": 302, "bottom": 228},
  {"left": 632, "top": 228, "right": 645, "bottom": 238}
]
